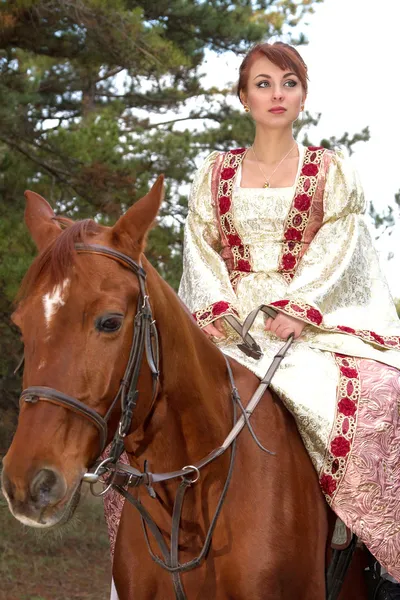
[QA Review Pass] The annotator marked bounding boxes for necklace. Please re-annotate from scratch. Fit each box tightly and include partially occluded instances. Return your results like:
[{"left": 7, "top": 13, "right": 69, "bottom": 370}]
[{"left": 251, "top": 142, "right": 297, "bottom": 188}]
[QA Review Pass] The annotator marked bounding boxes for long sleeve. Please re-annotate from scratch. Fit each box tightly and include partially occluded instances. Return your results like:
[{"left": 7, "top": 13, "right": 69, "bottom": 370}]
[
  {"left": 179, "top": 152, "right": 239, "bottom": 327},
  {"left": 269, "top": 150, "right": 400, "bottom": 349}
]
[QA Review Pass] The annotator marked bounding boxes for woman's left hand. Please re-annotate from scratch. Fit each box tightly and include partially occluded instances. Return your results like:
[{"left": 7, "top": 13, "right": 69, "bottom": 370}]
[{"left": 264, "top": 312, "right": 305, "bottom": 340}]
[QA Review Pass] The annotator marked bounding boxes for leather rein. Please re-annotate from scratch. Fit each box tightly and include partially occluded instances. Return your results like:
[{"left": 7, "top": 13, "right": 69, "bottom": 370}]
[{"left": 19, "top": 243, "right": 293, "bottom": 600}]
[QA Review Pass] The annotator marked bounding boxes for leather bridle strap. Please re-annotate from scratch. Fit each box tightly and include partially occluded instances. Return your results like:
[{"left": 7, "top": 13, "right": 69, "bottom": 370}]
[
  {"left": 112, "top": 372, "right": 239, "bottom": 600},
  {"left": 223, "top": 305, "right": 279, "bottom": 360},
  {"left": 20, "top": 243, "right": 160, "bottom": 463},
  {"left": 20, "top": 386, "right": 108, "bottom": 453},
  {"left": 110, "top": 335, "right": 293, "bottom": 490}
]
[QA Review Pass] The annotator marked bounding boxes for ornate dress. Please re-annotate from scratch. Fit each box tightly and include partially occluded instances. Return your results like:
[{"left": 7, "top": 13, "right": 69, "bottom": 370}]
[{"left": 178, "top": 144, "right": 400, "bottom": 579}]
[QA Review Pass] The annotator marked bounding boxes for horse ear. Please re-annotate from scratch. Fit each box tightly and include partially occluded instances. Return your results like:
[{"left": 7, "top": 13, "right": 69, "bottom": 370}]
[
  {"left": 24, "top": 191, "right": 62, "bottom": 251},
  {"left": 112, "top": 175, "right": 164, "bottom": 251}
]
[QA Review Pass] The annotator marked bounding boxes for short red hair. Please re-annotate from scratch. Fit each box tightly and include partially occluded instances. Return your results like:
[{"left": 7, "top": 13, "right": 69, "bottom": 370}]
[{"left": 237, "top": 42, "right": 308, "bottom": 102}]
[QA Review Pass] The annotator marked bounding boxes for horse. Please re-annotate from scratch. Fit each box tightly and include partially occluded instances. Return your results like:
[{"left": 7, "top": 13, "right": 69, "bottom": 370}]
[{"left": 1, "top": 181, "right": 368, "bottom": 599}]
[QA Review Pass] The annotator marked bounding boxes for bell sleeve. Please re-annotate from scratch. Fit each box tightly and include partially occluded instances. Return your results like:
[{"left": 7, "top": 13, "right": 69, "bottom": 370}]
[
  {"left": 178, "top": 152, "right": 240, "bottom": 328},
  {"left": 268, "top": 150, "right": 400, "bottom": 350}
]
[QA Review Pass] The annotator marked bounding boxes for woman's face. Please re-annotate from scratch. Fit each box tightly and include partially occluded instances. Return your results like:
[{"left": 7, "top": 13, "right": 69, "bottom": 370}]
[{"left": 241, "top": 55, "right": 305, "bottom": 128}]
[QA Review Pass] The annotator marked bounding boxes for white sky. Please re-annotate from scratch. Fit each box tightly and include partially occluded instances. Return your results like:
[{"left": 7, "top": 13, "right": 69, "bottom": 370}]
[{"left": 201, "top": 0, "right": 400, "bottom": 297}]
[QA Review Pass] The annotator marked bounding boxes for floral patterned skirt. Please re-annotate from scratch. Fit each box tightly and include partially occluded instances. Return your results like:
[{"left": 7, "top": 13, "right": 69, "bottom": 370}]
[{"left": 102, "top": 353, "right": 400, "bottom": 586}]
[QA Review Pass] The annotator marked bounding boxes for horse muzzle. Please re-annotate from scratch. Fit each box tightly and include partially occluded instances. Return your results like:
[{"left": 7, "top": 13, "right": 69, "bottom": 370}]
[{"left": 1, "top": 463, "right": 78, "bottom": 528}]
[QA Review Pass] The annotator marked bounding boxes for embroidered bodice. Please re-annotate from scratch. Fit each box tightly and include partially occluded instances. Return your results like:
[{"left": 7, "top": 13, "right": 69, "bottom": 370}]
[{"left": 178, "top": 145, "right": 400, "bottom": 369}]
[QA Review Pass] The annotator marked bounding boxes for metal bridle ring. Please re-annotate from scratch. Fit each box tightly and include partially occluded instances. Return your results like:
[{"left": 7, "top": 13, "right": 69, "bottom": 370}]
[
  {"left": 89, "top": 457, "right": 117, "bottom": 497},
  {"left": 181, "top": 465, "right": 200, "bottom": 484}
]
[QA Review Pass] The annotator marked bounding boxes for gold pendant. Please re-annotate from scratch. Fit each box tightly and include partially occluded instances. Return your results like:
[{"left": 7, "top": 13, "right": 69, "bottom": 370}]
[{"left": 263, "top": 182, "right": 269, "bottom": 188}]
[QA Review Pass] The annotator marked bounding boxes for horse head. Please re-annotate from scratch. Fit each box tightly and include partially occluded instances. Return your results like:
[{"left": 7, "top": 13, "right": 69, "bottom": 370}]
[{"left": 2, "top": 178, "right": 164, "bottom": 528}]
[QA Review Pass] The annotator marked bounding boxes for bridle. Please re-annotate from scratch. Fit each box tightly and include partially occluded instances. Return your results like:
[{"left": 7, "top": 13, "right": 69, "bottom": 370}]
[
  {"left": 20, "top": 244, "right": 160, "bottom": 464},
  {"left": 19, "top": 242, "right": 293, "bottom": 600}
]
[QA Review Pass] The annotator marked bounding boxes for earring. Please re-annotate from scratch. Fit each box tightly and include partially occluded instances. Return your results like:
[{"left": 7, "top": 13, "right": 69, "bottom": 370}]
[
  {"left": 244, "top": 104, "right": 250, "bottom": 113},
  {"left": 301, "top": 104, "right": 305, "bottom": 111}
]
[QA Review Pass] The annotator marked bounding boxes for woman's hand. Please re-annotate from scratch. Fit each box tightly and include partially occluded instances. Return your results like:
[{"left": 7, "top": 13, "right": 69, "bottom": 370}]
[
  {"left": 265, "top": 312, "right": 305, "bottom": 340},
  {"left": 203, "top": 318, "right": 225, "bottom": 340}
]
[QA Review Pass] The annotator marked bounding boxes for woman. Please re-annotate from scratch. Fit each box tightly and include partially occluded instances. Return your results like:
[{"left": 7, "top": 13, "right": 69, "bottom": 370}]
[{"left": 178, "top": 42, "right": 400, "bottom": 596}]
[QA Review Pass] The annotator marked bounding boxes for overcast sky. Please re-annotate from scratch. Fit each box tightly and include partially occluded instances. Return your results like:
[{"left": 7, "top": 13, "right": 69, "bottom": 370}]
[{"left": 202, "top": 0, "right": 400, "bottom": 297}]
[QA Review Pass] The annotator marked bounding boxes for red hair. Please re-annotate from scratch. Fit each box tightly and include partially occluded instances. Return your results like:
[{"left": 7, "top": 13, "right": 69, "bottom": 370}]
[{"left": 237, "top": 42, "right": 308, "bottom": 101}]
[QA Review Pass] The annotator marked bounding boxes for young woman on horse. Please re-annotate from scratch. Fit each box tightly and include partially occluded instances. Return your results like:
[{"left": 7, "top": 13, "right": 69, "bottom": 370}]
[
  {"left": 3, "top": 41, "right": 400, "bottom": 600},
  {"left": 179, "top": 42, "right": 400, "bottom": 597}
]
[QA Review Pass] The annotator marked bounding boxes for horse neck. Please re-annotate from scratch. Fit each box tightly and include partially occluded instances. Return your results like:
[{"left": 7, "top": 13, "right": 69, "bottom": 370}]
[{"left": 135, "top": 261, "right": 233, "bottom": 467}]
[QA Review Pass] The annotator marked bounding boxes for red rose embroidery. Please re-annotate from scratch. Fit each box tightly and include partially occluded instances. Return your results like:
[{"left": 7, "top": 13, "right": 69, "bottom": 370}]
[
  {"left": 195, "top": 310, "right": 210, "bottom": 322},
  {"left": 370, "top": 332, "right": 385, "bottom": 345},
  {"left": 212, "top": 301, "right": 230, "bottom": 316},
  {"left": 302, "top": 163, "right": 319, "bottom": 177},
  {"left": 338, "top": 397, "right": 357, "bottom": 417},
  {"left": 285, "top": 227, "right": 302, "bottom": 241},
  {"left": 331, "top": 459, "right": 339, "bottom": 474},
  {"left": 272, "top": 300, "right": 289, "bottom": 308},
  {"left": 291, "top": 304, "right": 303, "bottom": 313},
  {"left": 308, "top": 146, "right": 323, "bottom": 151},
  {"left": 221, "top": 167, "right": 235, "bottom": 180},
  {"left": 281, "top": 253, "right": 296, "bottom": 270},
  {"left": 338, "top": 326, "right": 356, "bottom": 334},
  {"left": 219, "top": 196, "right": 231, "bottom": 214},
  {"left": 330, "top": 436, "right": 351, "bottom": 457},
  {"left": 228, "top": 234, "right": 242, "bottom": 246},
  {"left": 340, "top": 366, "right": 358, "bottom": 379},
  {"left": 294, "top": 194, "right": 311, "bottom": 211},
  {"left": 292, "top": 215, "right": 303, "bottom": 228},
  {"left": 306, "top": 308, "right": 323, "bottom": 325},
  {"left": 230, "top": 148, "right": 246, "bottom": 155},
  {"left": 237, "top": 259, "right": 251, "bottom": 272},
  {"left": 320, "top": 474, "right": 337, "bottom": 496}
]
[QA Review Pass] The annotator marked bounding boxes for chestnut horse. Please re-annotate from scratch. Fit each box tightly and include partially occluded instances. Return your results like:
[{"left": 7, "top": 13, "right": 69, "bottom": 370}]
[{"left": 2, "top": 181, "right": 367, "bottom": 599}]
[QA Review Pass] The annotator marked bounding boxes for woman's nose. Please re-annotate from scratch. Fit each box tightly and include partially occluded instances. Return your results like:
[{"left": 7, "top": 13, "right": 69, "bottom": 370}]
[{"left": 272, "top": 87, "right": 284, "bottom": 101}]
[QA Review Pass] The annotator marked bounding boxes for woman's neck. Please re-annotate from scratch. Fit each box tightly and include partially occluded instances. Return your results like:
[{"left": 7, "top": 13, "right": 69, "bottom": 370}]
[{"left": 252, "top": 127, "right": 297, "bottom": 164}]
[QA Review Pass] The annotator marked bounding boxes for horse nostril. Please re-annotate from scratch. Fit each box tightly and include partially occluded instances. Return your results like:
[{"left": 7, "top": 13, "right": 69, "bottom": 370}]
[{"left": 30, "top": 469, "right": 67, "bottom": 508}]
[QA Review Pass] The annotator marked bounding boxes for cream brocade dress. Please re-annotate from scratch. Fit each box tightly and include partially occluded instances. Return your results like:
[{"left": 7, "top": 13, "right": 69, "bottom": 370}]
[{"left": 177, "top": 144, "right": 400, "bottom": 579}]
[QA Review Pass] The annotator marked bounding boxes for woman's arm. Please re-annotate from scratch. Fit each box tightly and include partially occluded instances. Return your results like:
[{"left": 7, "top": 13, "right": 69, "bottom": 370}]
[{"left": 178, "top": 152, "right": 240, "bottom": 331}]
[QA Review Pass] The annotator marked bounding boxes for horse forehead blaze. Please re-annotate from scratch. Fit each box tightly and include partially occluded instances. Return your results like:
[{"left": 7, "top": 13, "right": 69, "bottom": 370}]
[{"left": 42, "top": 278, "right": 70, "bottom": 327}]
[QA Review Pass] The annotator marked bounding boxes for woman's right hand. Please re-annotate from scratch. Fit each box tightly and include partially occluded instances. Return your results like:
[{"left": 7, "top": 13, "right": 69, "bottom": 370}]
[{"left": 202, "top": 318, "right": 225, "bottom": 340}]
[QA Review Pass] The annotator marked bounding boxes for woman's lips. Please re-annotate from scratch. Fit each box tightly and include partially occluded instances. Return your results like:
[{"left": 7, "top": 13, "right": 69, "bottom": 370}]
[{"left": 269, "top": 107, "right": 286, "bottom": 114}]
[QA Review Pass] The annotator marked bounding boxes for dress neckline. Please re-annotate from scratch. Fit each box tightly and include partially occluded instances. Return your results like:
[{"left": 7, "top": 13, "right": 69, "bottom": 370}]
[{"left": 235, "top": 142, "right": 305, "bottom": 191}]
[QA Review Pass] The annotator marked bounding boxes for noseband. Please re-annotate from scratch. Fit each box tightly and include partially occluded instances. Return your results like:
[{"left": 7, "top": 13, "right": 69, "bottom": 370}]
[{"left": 20, "top": 244, "right": 160, "bottom": 462}]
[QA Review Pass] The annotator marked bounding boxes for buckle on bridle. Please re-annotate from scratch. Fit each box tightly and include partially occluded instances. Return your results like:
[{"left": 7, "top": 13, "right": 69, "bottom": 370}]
[{"left": 236, "top": 342, "right": 263, "bottom": 360}]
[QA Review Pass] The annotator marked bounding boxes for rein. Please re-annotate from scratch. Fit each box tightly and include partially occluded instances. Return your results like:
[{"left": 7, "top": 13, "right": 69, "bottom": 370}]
[{"left": 19, "top": 243, "right": 293, "bottom": 600}]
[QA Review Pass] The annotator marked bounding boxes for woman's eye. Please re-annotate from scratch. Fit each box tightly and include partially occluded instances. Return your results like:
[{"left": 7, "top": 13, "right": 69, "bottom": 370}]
[
  {"left": 96, "top": 315, "right": 123, "bottom": 333},
  {"left": 257, "top": 80, "right": 270, "bottom": 88},
  {"left": 284, "top": 80, "right": 297, "bottom": 87}
]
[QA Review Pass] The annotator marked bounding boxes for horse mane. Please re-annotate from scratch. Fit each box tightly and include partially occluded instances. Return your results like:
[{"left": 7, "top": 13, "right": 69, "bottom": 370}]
[{"left": 17, "top": 217, "right": 101, "bottom": 302}]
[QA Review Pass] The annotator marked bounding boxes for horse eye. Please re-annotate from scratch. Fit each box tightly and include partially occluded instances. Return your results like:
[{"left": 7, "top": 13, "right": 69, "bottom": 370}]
[{"left": 96, "top": 314, "right": 123, "bottom": 333}]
